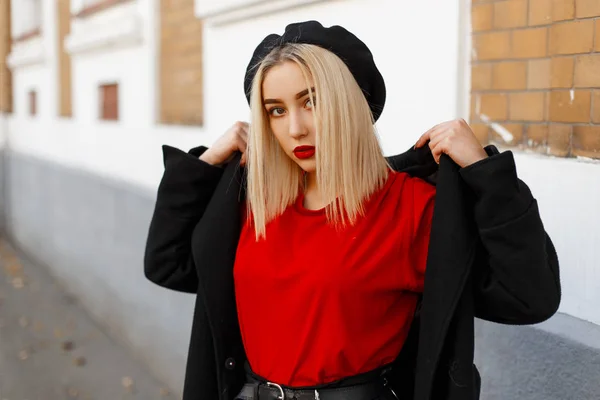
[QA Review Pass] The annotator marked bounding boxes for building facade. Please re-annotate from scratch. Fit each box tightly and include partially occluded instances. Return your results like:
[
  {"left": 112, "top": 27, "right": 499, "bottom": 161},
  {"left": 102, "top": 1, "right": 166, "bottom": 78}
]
[{"left": 0, "top": 0, "right": 599, "bottom": 398}]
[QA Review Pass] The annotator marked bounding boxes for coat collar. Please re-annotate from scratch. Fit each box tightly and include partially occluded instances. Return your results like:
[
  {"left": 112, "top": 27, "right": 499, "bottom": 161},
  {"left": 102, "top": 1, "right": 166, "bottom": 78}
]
[
  {"left": 224, "top": 143, "right": 442, "bottom": 193},
  {"left": 220, "top": 142, "right": 498, "bottom": 196},
  {"left": 385, "top": 144, "right": 440, "bottom": 180}
]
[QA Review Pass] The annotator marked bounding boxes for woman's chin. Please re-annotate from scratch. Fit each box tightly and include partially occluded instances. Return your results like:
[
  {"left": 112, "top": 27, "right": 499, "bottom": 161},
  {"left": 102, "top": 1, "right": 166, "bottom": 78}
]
[{"left": 295, "top": 159, "right": 316, "bottom": 174}]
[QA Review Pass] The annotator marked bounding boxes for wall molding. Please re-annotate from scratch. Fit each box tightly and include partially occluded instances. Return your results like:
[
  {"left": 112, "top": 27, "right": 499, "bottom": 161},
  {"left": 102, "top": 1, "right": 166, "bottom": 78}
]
[
  {"left": 7, "top": 37, "right": 46, "bottom": 69},
  {"left": 195, "top": 0, "right": 329, "bottom": 26},
  {"left": 65, "top": 3, "right": 143, "bottom": 55},
  {"left": 73, "top": 0, "right": 134, "bottom": 18},
  {"left": 12, "top": 28, "right": 42, "bottom": 44}
]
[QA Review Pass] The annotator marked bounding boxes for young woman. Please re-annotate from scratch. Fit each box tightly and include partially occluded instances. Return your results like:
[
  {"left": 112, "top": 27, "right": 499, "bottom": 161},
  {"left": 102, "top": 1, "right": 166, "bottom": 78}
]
[{"left": 144, "top": 21, "right": 560, "bottom": 400}]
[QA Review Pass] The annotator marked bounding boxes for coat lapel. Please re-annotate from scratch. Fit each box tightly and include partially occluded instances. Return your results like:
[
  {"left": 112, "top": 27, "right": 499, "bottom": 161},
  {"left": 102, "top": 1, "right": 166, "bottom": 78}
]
[
  {"left": 412, "top": 154, "right": 479, "bottom": 400},
  {"left": 191, "top": 154, "right": 246, "bottom": 367}
]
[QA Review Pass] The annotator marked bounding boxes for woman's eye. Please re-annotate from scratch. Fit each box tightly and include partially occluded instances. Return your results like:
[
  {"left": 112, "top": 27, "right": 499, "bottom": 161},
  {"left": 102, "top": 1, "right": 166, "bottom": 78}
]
[
  {"left": 305, "top": 98, "right": 314, "bottom": 109},
  {"left": 269, "top": 107, "right": 285, "bottom": 116}
]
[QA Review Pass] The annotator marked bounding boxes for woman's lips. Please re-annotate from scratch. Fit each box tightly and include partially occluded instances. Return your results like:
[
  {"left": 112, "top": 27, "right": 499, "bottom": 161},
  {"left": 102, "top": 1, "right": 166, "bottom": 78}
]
[{"left": 293, "top": 146, "right": 315, "bottom": 159}]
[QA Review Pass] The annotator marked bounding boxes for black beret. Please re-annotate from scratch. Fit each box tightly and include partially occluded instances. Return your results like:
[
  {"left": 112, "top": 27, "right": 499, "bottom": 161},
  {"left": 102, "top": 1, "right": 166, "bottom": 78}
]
[{"left": 244, "top": 20, "right": 386, "bottom": 122}]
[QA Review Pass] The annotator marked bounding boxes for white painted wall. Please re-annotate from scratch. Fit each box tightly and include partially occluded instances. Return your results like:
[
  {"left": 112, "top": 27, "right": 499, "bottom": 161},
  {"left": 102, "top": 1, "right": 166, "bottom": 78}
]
[
  {"left": 7, "top": 0, "right": 464, "bottom": 189},
  {"left": 0, "top": 116, "right": 7, "bottom": 149},
  {"left": 4, "top": 0, "right": 600, "bottom": 328},
  {"left": 200, "top": 0, "right": 466, "bottom": 152},
  {"left": 513, "top": 152, "right": 600, "bottom": 325}
]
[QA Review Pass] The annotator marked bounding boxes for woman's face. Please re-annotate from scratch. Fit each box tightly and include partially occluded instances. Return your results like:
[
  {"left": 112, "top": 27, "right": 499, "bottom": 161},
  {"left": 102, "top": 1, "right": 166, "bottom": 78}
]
[{"left": 262, "top": 61, "right": 317, "bottom": 174}]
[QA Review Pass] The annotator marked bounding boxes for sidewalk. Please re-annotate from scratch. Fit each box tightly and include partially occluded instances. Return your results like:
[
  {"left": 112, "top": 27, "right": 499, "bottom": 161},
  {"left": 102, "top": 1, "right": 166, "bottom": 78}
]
[{"left": 0, "top": 238, "right": 178, "bottom": 400}]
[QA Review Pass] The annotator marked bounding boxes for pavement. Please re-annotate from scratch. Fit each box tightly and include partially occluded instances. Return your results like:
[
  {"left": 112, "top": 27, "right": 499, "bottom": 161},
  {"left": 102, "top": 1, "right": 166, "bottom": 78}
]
[{"left": 0, "top": 238, "right": 179, "bottom": 400}]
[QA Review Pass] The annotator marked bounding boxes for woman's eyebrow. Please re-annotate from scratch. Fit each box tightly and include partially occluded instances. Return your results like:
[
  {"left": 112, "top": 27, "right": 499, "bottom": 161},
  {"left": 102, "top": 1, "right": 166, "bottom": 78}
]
[
  {"left": 263, "top": 87, "right": 316, "bottom": 104},
  {"left": 295, "top": 87, "right": 316, "bottom": 99}
]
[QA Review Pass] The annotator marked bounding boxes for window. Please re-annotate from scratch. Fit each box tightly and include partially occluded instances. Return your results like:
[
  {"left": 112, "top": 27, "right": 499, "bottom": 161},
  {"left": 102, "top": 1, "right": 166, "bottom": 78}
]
[
  {"left": 99, "top": 83, "right": 118, "bottom": 121},
  {"left": 29, "top": 90, "right": 37, "bottom": 116}
]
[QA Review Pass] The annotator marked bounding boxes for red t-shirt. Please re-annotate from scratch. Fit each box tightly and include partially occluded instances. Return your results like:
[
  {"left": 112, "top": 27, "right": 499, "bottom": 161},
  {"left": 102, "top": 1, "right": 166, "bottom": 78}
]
[{"left": 233, "top": 170, "right": 436, "bottom": 387}]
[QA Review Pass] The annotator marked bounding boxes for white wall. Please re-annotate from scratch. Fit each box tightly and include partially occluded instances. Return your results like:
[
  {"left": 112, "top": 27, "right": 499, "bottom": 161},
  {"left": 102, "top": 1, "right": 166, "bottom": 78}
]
[
  {"left": 513, "top": 152, "right": 600, "bottom": 325},
  {"left": 202, "top": 0, "right": 466, "bottom": 150},
  {"left": 7, "top": 0, "right": 465, "bottom": 189},
  {"left": 0, "top": 115, "right": 7, "bottom": 149},
  {"left": 7, "top": 0, "right": 212, "bottom": 190},
  {"left": 4, "top": 0, "right": 600, "bottom": 327}
]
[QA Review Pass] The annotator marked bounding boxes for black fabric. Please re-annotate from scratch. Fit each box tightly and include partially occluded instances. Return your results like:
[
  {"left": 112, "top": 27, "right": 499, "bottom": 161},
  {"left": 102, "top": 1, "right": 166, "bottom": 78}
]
[
  {"left": 144, "top": 144, "right": 561, "bottom": 400},
  {"left": 244, "top": 20, "right": 386, "bottom": 122}
]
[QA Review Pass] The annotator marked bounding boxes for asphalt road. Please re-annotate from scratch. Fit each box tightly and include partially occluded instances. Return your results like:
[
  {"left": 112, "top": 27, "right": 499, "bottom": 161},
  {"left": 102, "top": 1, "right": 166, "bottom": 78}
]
[{"left": 0, "top": 238, "right": 177, "bottom": 400}]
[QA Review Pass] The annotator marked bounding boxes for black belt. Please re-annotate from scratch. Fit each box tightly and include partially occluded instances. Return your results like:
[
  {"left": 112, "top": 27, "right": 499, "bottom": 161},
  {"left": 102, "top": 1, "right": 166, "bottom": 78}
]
[{"left": 235, "top": 379, "right": 399, "bottom": 400}]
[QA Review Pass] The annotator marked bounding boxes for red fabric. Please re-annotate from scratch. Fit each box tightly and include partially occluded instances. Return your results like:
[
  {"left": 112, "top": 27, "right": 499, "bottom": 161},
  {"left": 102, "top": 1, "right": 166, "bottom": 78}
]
[{"left": 234, "top": 171, "right": 436, "bottom": 387}]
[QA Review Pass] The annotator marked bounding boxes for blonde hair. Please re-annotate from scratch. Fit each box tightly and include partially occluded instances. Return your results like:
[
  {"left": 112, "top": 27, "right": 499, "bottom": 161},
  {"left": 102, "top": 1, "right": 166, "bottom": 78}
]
[{"left": 246, "top": 43, "right": 390, "bottom": 240}]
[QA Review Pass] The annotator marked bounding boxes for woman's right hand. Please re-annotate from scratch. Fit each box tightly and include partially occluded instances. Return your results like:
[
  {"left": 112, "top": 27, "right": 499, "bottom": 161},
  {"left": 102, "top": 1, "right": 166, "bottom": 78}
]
[{"left": 199, "top": 121, "right": 249, "bottom": 166}]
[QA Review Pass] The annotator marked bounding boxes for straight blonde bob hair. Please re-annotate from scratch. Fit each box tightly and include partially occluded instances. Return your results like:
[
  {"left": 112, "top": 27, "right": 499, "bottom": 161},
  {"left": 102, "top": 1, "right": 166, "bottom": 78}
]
[{"left": 246, "top": 43, "right": 390, "bottom": 240}]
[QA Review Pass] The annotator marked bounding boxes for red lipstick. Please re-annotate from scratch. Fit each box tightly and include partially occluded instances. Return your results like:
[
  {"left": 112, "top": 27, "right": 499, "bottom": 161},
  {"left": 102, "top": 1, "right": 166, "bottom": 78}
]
[{"left": 293, "top": 146, "right": 315, "bottom": 159}]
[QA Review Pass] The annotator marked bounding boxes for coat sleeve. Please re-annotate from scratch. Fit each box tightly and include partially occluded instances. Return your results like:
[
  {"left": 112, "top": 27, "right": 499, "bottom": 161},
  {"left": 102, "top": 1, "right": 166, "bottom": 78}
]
[
  {"left": 459, "top": 149, "right": 561, "bottom": 325},
  {"left": 143, "top": 145, "right": 224, "bottom": 293}
]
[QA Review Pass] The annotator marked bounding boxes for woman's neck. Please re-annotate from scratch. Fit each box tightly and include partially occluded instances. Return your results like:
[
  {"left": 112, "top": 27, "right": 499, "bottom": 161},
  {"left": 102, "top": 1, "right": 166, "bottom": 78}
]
[
  {"left": 302, "top": 172, "right": 328, "bottom": 210},
  {"left": 304, "top": 171, "right": 317, "bottom": 193}
]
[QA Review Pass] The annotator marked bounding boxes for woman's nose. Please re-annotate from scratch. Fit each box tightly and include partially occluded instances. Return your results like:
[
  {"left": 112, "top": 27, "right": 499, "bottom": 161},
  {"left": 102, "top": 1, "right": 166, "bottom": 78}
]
[{"left": 288, "top": 111, "right": 308, "bottom": 139}]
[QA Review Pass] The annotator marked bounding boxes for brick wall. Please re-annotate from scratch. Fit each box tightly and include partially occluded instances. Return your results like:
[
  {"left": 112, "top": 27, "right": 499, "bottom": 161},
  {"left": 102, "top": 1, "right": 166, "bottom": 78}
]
[
  {"left": 159, "top": 0, "right": 203, "bottom": 126},
  {"left": 471, "top": 0, "right": 600, "bottom": 159},
  {"left": 58, "top": 0, "right": 72, "bottom": 117},
  {"left": 0, "top": 0, "right": 12, "bottom": 114}
]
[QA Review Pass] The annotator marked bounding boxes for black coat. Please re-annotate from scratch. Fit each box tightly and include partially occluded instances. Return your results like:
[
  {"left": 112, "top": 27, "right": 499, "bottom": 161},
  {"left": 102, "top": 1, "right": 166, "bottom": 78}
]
[{"left": 144, "top": 143, "right": 561, "bottom": 400}]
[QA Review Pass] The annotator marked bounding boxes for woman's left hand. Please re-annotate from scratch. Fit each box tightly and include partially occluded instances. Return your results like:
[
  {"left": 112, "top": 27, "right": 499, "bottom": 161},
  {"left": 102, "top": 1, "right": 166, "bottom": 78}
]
[{"left": 414, "top": 119, "right": 488, "bottom": 168}]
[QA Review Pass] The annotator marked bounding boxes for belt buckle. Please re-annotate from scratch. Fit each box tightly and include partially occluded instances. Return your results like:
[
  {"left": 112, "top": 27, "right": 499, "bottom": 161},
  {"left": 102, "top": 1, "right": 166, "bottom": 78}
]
[{"left": 266, "top": 382, "right": 285, "bottom": 400}]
